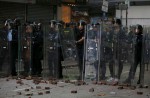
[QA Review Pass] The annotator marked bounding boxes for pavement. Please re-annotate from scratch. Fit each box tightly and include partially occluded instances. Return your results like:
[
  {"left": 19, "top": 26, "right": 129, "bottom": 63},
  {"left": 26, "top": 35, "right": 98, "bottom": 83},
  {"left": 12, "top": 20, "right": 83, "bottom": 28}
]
[{"left": 0, "top": 62, "right": 150, "bottom": 98}]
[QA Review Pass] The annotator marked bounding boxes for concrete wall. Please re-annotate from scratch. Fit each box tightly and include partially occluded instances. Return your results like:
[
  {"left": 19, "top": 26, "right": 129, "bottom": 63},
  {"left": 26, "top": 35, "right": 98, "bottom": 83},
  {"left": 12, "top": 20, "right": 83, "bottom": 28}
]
[{"left": 116, "top": 6, "right": 150, "bottom": 26}]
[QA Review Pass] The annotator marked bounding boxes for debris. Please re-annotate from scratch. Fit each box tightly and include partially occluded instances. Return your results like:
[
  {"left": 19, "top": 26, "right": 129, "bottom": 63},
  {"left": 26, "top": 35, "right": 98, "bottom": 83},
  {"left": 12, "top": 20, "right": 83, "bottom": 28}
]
[
  {"left": 118, "top": 86, "right": 124, "bottom": 89},
  {"left": 38, "top": 92, "right": 43, "bottom": 95},
  {"left": 89, "top": 88, "right": 94, "bottom": 92},
  {"left": 49, "top": 80, "right": 57, "bottom": 85},
  {"left": 71, "top": 90, "right": 77, "bottom": 93},
  {"left": 112, "top": 82, "right": 118, "bottom": 86},
  {"left": 36, "top": 86, "right": 41, "bottom": 89},
  {"left": 6, "top": 78, "right": 9, "bottom": 81},
  {"left": 45, "top": 87, "right": 50, "bottom": 90},
  {"left": 139, "top": 85, "right": 149, "bottom": 88},
  {"left": 17, "top": 92, "right": 21, "bottom": 95},
  {"left": 26, "top": 76, "right": 32, "bottom": 80},
  {"left": 144, "top": 85, "right": 149, "bottom": 88},
  {"left": 98, "top": 93, "right": 106, "bottom": 96},
  {"left": 64, "top": 79, "right": 70, "bottom": 83},
  {"left": 137, "top": 91, "right": 143, "bottom": 95},
  {"left": 41, "top": 80, "right": 47, "bottom": 83},
  {"left": 98, "top": 81, "right": 107, "bottom": 85},
  {"left": 25, "top": 89, "right": 30, "bottom": 91},
  {"left": 33, "top": 79, "right": 41, "bottom": 84},
  {"left": 25, "top": 93, "right": 33, "bottom": 96},
  {"left": 45, "top": 91, "right": 50, "bottom": 94},
  {"left": 16, "top": 80, "right": 24, "bottom": 85},
  {"left": 19, "top": 75, "right": 26, "bottom": 79}
]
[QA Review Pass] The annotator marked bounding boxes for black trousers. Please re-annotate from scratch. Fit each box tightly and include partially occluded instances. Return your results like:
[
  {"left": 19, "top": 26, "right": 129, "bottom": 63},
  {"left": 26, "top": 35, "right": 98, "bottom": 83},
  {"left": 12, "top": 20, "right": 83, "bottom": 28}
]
[
  {"left": 9, "top": 42, "right": 18, "bottom": 75},
  {"left": 128, "top": 57, "right": 141, "bottom": 81},
  {"left": 48, "top": 47, "right": 63, "bottom": 79},
  {"left": 0, "top": 47, "right": 7, "bottom": 71},
  {"left": 77, "top": 47, "right": 84, "bottom": 79}
]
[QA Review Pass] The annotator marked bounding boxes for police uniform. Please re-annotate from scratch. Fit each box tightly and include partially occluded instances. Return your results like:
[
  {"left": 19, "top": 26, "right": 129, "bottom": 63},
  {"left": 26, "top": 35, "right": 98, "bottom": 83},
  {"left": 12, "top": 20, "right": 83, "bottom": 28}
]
[
  {"left": 32, "top": 28, "right": 43, "bottom": 75},
  {"left": 113, "top": 27, "right": 126, "bottom": 79},
  {"left": 7, "top": 28, "right": 18, "bottom": 76},
  {"left": 74, "top": 26, "right": 84, "bottom": 79},
  {"left": 48, "top": 27, "right": 63, "bottom": 79},
  {"left": 102, "top": 29, "right": 114, "bottom": 78},
  {"left": 0, "top": 29, "right": 7, "bottom": 71}
]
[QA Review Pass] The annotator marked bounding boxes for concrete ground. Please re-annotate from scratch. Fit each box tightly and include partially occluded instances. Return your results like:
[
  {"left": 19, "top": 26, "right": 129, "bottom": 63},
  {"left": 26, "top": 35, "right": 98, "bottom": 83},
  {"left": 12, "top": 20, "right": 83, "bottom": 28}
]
[{"left": 0, "top": 64, "right": 150, "bottom": 98}]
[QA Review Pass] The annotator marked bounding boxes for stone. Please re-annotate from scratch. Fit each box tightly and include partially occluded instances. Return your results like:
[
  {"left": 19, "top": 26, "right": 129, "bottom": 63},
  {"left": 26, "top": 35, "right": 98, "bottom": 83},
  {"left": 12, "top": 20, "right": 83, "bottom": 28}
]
[
  {"left": 25, "top": 89, "right": 30, "bottom": 91},
  {"left": 38, "top": 92, "right": 43, "bottom": 95},
  {"left": 26, "top": 76, "right": 32, "bottom": 80},
  {"left": 6, "top": 79, "right": 9, "bottom": 81},
  {"left": 71, "top": 90, "right": 77, "bottom": 93},
  {"left": 45, "top": 87, "right": 50, "bottom": 90},
  {"left": 118, "top": 86, "right": 124, "bottom": 89},
  {"left": 64, "top": 79, "right": 70, "bottom": 83},
  {"left": 45, "top": 91, "right": 50, "bottom": 94},
  {"left": 137, "top": 91, "right": 143, "bottom": 95},
  {"left": 89, "top": 88, "right": 94, "bottom": 92},
  {"left": 16, "top": 80, "right": 24, "bottom": 85},
  {"left": 25, "top": 93, "right": 33, "bottom": 96},
  {"left": 17, "top": 92, "right": 21, "bottom": 95}
]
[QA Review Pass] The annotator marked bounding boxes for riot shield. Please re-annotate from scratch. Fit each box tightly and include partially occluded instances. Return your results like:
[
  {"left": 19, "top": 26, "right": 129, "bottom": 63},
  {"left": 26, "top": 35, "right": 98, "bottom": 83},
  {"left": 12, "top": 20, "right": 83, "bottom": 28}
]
[
  {"left": 20, "top": 25, "right": 33, "bottom": 77},
  {"left": 60, "top": 26, "right": 79, "bottom": 79},
  {"left": 108, "top": 25, "right": 128, "bottom": 85},
  {"left": 140, "top": 25, "right": 150, "bottom": 86},
  {"left": 43, "top": 23, "right": 63, "bottom": 79},
  {"left": 117, "top": 26, "right": 136, "bottom": 86},
  {"left": 0, "top": 27, "right": 10, "bottom": 77},
  {"left": 15, "top": 25, "right": 24, "bottom": 77},
  {"left": 83, "top": 24, "right": 100, "bottom": 82},
  {"left": 100, "top": 23, "right": 114, "bottom": 81}
]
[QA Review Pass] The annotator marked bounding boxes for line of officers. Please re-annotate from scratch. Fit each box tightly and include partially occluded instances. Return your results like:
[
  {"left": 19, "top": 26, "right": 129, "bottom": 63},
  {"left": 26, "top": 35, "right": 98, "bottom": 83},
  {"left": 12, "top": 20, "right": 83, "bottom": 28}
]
[
  {"left": 0, "top": 18, "right": 149, "bottom": 85},
  {"left": 0, "top": 19, "right": 43, "bottom": 77},
  {"left": 74, "top": 18, "right": 149, "bottom": 85}
]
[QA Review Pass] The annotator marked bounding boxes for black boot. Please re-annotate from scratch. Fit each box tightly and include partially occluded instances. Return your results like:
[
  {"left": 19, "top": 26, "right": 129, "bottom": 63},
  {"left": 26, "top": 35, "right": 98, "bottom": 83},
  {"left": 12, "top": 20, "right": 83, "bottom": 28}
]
[{"left": 137, "top": 79, "right": 140, "bottom": 84}]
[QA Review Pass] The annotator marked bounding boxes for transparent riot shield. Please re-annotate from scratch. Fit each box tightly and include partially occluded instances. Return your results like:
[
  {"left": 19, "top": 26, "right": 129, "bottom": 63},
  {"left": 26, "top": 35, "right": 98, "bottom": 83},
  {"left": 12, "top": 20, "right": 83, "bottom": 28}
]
[
  {"left": 60, "top": 26, "right": 79, "bottom": 80},
  {"left": 16, "top": 25, "right": 25, "bottom": 77},
  {"left": 83, "top": 24, "right": 100, "bottom": 82},
  {"left": 117, "top": 26, "right": 136, "bottom": 86},
  {"left": 140, "top": 25, "right": 150, "bottom": 86},
  {"left": 109, "top": 26, "right": 128, "bottom": 85},
  {"left": 0, "top": 27, "right": 10, "bottom": 77},
  {"left": 20, "top": 25, "right": 32, "bottom": 77},
  {"left": 43, "top": 23, "right": 62, "bottom": 79},
  {"left": 100, "top": 24, "right": 114, "bottom": 82}
]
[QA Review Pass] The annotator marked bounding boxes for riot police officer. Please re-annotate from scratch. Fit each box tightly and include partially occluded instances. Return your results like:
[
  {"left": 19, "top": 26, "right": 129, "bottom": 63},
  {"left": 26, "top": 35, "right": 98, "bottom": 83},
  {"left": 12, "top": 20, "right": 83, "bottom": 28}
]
[
  {"left": 124, "top": 24, "right": 143, "bottom": 84},
  {"left": 23, "top": 24, "right": 33, "bottom": 75},
  {"left": 110, "top": 19, "right": 126, "bottom": 84},
  {"left": 47, "top": 21, "right": 63, "bottom": 79},
  {"left": 5, "top": 19, "right": 18, "bottom": 76},
  {"left": 101, "top": 26, "right": 114, "bottom": 80},
  {"left": 74, "top": 22, "right": 85, "bottom": 80},
  {"left": 32, "top": 23, "right": 43, "bottom": 76}
]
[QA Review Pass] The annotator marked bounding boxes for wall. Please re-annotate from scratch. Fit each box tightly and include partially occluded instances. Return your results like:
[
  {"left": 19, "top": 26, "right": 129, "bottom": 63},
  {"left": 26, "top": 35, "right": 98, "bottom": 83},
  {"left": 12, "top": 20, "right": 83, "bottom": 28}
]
[{"left": 116, "top": 6, "right": 150, "bottom": 26}]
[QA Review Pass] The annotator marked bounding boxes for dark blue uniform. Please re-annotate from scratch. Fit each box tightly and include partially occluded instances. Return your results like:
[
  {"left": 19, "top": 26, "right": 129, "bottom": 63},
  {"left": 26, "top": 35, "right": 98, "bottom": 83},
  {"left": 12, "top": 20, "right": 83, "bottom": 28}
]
[
  {"left": 0, "top": 29, "right": 7, "bottom": 71},
  {"left": 47, "top": 27, "right": 63, "bottom": 79}
]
